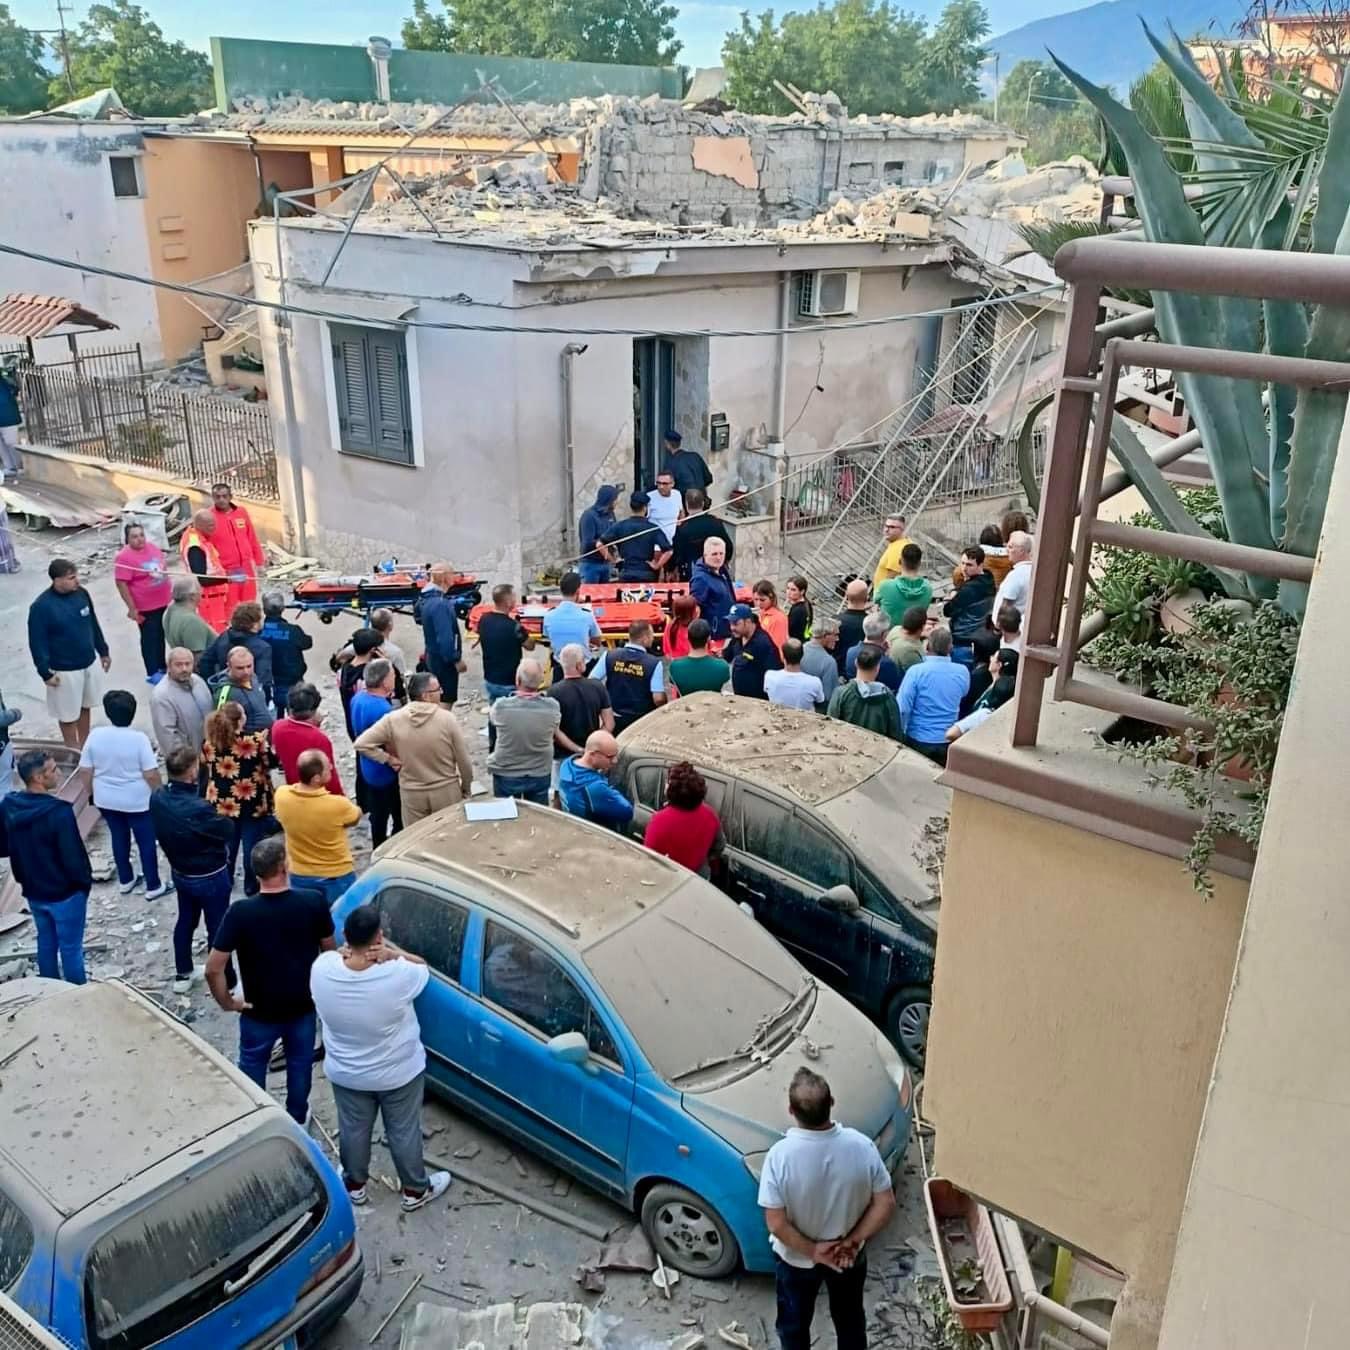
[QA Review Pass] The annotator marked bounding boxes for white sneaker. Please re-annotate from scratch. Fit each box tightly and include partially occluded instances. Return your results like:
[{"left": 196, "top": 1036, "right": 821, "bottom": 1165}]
[
  {"left": 119, "top": 876, "right": 143, "bottom": 895},
  {"left": 145, "top": 880, "right": 175, "bottom": 901},
  {"left": 401, "top": 1170, "right": 451, "bottom": 1211},
  {"left": 346, "top": 1184, "right": 369, "bottom": 1206},
  {"left": 171, "top": 965, "right": 205, "bottom": 994}
]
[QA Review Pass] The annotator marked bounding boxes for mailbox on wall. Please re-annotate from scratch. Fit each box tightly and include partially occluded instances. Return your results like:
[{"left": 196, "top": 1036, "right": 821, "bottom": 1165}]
[{"left": 710, "top": 413, "right": 730, "bottom": 452}]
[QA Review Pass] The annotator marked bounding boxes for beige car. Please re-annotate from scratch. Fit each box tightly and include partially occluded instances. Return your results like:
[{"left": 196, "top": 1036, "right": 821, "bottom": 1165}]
[{"left": 616, "top": 693, "right": 951, "bottom": 1067}]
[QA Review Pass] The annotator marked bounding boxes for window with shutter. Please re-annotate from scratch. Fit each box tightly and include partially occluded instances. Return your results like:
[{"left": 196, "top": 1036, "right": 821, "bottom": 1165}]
[{"left": 329, "top": 323, "right": 414, "bottom": 464}]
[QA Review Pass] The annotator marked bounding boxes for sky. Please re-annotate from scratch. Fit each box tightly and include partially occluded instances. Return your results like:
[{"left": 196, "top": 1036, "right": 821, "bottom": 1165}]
[{"left": 9, "top": 0, "right": 1095, "bottom": 72}]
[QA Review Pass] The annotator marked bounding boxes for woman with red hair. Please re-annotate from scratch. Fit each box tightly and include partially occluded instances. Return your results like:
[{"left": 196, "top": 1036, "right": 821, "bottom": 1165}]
[
  {"left": 643, "top": 760, "right": 725, "bottom": 880},
  {"left": 663, "top": 593, "right": 700, "bottom": 661}
]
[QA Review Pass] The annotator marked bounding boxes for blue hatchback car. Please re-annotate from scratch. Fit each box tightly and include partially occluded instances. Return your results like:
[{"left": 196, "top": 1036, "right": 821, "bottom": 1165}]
[
  {"left": 333, "top": 801, "right": 914, "bottom": 1277},
  {"left": 0, "top": 979, "right": 363, "bottom": 1349}
]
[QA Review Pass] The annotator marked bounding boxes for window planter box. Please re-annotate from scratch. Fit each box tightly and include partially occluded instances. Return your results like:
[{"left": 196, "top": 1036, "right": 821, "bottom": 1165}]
[{"left": 923, "top": 1177, "right": 1013, "bottom": 1332}]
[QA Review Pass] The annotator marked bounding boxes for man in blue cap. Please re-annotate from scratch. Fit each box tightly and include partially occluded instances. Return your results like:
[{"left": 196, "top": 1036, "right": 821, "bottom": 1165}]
[
  {"left": 661, "top": 431, "right": 713, "bottom": 500},
  {"left": 578, "top": 484, "right": 620, "bottom": 583},
  {"left": 723, "top": 603, "right": 782, "bottom": 700},
  {"left": 598, "top": 492, "right": 672, "bottom": 583}
]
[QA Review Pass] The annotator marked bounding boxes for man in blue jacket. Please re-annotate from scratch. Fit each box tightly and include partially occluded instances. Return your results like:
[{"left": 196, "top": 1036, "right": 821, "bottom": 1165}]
[
  {"left": 28, "top": 558, "right": 110, "bottom": 749},
  {"left": 414, "top": 562, "right": 466, "bottom": 707},
  {"left": 577, "top": 485, "right": 620, "bottom": 584},
  {"left": 0, "top": 748, "right": 93, "bottom": 983},
  {"left": 558, "top": 731, "right": 634, "bottom": 830},
  {"left": 689, "top": 536, "right": 737, "bottom": 640},
  {"left": 0, "top": 363, "right": 21, "bottom": 479}
]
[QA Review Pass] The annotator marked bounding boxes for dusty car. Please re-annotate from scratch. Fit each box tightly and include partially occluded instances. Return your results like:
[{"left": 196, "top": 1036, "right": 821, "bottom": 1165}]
[
  {"left": 615, "top": 694, "right": 951, "bottom": 1067},
  {"left": 0, "top": 979, "right": 362, "bottom": 1349},
  {"left": 334, "top": 801, "right": 914, "bottom": 1278}
]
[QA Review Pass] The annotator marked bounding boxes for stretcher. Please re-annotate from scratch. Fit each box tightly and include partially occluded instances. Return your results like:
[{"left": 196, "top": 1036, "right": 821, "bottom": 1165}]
[
  {"left": 467, "top": 599, "right": 667, "bottom": 649},
  {"left": 548, "top": 580, "right": 754, "bottom": 609},
  {"left": 291, "top": 565, "right": 483, "bottom": 625}
]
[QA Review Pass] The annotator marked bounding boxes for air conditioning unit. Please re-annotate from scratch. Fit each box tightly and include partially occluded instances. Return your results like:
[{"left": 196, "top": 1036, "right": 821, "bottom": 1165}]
[{"left": 797, "top": 269, "right": 861, "bottom": 318}]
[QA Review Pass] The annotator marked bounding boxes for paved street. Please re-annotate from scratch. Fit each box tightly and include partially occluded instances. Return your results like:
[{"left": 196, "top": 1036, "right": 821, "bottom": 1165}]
[{"left": 0, "top": 517, "right": 939, "bottom": 1349}]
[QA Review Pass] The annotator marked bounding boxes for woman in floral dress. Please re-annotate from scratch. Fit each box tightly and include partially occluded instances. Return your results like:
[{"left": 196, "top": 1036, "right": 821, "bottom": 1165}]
[{"left": 201, "top": 703, "right": 278, "bottom": 895}]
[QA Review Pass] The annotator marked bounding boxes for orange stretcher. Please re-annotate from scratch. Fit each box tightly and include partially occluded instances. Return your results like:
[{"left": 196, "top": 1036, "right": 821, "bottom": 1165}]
[
  {"left": 467, "top": 599, "right": 667, "bottom": 649},
  {"left": 543, "top": 580, "right": 754, "bottom": 610},
  {"left": 291, "top": 568, "right": 482, "bottom": 624}
]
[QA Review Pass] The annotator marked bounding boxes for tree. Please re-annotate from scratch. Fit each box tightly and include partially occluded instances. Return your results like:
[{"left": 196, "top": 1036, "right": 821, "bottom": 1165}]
[
  {"left": 722, "top": 0, "right": 932, "bottom": 117},
  {"left": 56, "top": 1, "right": 212, "bottom": 117},
  {"left": 400, "top": 0, "right": 681, "bottom": 65},
  {"left": 998, "top": 58, "right": 1077, "bottom": 120},
  {"left": 0, "top": 5, "right": 49, "bottom": 113},
  {"left": 924, "top": 0, "right": 990, "bottom": 110},
  {"left": 983, "top": 59, "right": 1101, "bottom": 165}
]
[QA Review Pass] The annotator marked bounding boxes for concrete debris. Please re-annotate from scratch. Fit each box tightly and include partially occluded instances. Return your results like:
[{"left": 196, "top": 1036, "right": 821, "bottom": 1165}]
[{"left": 397, "top": 1299, "right": 595, "bottom": 1349}]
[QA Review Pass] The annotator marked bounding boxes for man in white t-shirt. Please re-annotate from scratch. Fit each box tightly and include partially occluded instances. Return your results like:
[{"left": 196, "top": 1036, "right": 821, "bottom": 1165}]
[
  {"left": 77, "top": 688, "right": 171, "bottom": 899},
  {"left": 310, "top": 903, "right": 450, "bottom": 1212},
  {"left": 645, "top": 469, "right": 682, "bottom": 552},
  {"left": 764, "top": 640, "right": 826, "bottom": 713},
  {"left": 992, "top": 530, "right": 1034, "bottom": 630},
  {"left": 758, "top": 1066, "right": 896, "bottom": 1350}
]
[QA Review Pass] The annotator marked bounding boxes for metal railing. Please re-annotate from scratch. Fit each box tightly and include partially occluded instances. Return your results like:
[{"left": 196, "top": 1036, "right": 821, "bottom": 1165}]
[
  {"left": 6, "top": 344, "right": 279, "bottom": 500},
  {"left": 1012, "top": 236, "right": 1341, "bottom": 747}
]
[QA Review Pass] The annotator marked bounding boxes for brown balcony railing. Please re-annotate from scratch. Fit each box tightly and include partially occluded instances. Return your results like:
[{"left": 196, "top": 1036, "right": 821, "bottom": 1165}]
[{"left": 1011, "top": 236, "right": 1350, "bottom": 748}]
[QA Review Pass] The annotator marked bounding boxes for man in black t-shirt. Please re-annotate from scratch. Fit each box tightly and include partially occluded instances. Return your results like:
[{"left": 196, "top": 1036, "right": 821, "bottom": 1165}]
[
  {"left": 723, "top": 603, "right": 783, "bottom": 700},
  {"left": 205, "top": 835, "right": 336, "bottom": 1124},
  {"left": 549, "top": 643, "right": 614, "bottom": 797},
  {"left": 599, "top": 492, "right": 673, "bottom": 582},
  {"left": 477, "top": 583, "right": 535, "bottom": 752}
]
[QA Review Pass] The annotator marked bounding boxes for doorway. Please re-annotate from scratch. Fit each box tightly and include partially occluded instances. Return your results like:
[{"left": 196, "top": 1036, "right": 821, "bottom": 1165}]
[{"left": 633, "top": 337, "right": 675, "bottom": 490}]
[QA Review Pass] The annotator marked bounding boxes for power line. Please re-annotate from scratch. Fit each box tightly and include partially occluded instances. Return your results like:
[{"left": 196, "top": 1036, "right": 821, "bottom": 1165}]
[{"left": 0, "top": 239, "right": 1061, "bottom": 341}]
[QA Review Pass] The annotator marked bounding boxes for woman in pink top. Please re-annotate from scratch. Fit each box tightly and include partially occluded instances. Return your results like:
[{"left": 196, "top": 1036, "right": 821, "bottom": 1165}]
[{"left": 114, "top": 522, "right": 172, "bottom": 684}]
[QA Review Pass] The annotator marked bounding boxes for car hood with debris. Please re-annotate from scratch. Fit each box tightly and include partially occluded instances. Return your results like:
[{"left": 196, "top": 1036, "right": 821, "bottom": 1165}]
[{"left": 678, "top": 983, "right": 906, "bottom": 1157}]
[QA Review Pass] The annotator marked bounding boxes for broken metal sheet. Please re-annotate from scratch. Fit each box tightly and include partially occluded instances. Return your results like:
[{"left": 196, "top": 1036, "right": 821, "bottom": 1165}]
[
  {"left": 0, "top": 481, "right": 120, "bottom": 531},
  {"left": 691, "top": 136, "right": 758, "bottom": 190}
]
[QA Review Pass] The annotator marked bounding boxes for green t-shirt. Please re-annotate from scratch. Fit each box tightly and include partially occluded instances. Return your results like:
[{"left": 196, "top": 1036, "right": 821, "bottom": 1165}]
[
  {"left": 876, "top": 575, "right": 933, "bottom": 629},
  {"left": 670, "top": 655, "right": 731, "bottom": 696}
]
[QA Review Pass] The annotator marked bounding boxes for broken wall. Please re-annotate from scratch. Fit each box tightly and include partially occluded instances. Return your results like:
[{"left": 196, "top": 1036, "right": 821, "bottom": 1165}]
[{"left": 578, "top": 101, "right": 1020, "bottom": 226}]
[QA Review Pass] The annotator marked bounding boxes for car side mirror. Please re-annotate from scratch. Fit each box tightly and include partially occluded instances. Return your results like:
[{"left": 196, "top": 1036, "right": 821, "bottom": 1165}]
[
  {"left": 548, "top": 1031, "right": 598, "bottom": 1075},
  {"left": 820, "top": 884, "right": 861, "bottom": 914}
]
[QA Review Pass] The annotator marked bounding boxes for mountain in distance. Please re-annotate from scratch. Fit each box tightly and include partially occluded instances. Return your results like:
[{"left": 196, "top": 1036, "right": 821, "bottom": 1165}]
[{"left": 988, "top": 0, "right": 1249, "bottom": 93}]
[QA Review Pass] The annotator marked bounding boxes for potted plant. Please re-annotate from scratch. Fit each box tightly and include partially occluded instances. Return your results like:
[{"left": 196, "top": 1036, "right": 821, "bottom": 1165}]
[{"left": 924, "top": 1178, "right": 1014, "bottom": 1332}]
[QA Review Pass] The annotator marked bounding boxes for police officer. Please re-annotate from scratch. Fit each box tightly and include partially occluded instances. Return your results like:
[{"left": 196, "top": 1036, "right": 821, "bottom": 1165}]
[
  {"left": 589, "top": 619, "right": 667, "bottom": 735},
  {"left": 598, "top": 492, "right": 673, "bottom": 583},
  {"left": 724, "top": 603, "right": 783, "bottom": 700}
]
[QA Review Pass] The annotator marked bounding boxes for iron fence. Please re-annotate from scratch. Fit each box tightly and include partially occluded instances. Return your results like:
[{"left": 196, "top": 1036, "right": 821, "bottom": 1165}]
[
  {"left": 782, "top": 424, "right": 1045, "bottom": 536},
  {"left": 5, "top": 343, "right": 278, "bottom": 500}
]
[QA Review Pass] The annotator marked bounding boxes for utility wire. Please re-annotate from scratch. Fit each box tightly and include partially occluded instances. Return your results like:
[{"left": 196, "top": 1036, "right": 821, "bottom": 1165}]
[{"left": 0, "top": 239, "right": 1060, "bottom": 340}]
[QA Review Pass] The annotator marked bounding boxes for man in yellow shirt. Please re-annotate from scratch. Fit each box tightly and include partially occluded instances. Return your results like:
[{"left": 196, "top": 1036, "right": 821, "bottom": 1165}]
[
  {"left": 274, "top": 749, "right": 361, "bottom": 904},
  {"left": 872, "top": 514, "right": 913, "bottom": 591}
]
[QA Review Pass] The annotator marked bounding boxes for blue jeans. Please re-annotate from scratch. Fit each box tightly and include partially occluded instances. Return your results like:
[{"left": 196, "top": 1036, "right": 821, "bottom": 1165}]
[
  {"left": 290, "top": 871, "right": 355, "bottom": 906},
  {"left": 578, "top": 561, "right": 612, "bottom": 584},
  {"left": 492, "top": 773, "right": 550, "bottom": 805},
  {"left": 774, "top": 1254, "right": 868, "bottom": 1350},
  {"left": 228, "top": 814, "right": 278, "bottom": 895},
  {"left": 239, "top": 1009, "right": 317, "bottom": 1124},
  {"left": 100, "top": 807, "right": 162, "bottom": 890},
  {"left": 952, "top": 643, "right": 975, "bottom": 667},
  {"left": 172, "top": 866, "right": 233, "bottom": 981},
  {"left": 484, "top": 680, "right": 515, "bottom": 752},
  {"left": 272, "top": 683, "right": 292, "bottom": 721},
  {"left": 29, "top": 891, "right": 88, "bottom": 984}
]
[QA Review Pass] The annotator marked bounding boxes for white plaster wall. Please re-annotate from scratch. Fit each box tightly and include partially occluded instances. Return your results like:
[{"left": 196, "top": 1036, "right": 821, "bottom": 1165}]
[
  {"left": 251, "top": 220, "right": 966, "bottom": 584},
  {"left": 0, "top": 123, "right": 162, "bottom": 360}
]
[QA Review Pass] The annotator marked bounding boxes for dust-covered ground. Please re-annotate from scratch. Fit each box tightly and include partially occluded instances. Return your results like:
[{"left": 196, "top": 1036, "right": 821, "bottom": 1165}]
[{"left": 0, "top": 518, "right": 945, "bottom": 1349}]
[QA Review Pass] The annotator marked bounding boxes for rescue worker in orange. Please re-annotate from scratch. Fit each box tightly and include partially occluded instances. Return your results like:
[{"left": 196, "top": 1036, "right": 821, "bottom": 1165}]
[
  {"left": 180, "top": 510, "right": 229, "bottom": 634},
  {"left": 211, "top": 482, "right": 266, "bottom": 608}
]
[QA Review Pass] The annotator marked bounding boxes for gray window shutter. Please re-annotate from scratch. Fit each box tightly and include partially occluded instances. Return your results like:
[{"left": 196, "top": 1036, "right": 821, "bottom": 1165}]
[
  {"left": 368, "top": 332, "right": 412, "bottom": 460},
  {"left": 331, "top": 326, "right": 374, "bottom": 453}
]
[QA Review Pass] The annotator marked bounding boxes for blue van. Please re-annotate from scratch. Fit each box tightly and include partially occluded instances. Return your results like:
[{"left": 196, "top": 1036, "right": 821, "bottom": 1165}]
[
  {"left": 333, "top": 801, "right": 914, "bottom": 1277},
  {"left": 0, "top": 979, "right": 363, "bottom": 1349}
]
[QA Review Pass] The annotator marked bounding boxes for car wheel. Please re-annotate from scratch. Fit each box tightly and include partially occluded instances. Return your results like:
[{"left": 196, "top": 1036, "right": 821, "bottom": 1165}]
[
  {"left": 887, "top": 985, "right": 931, "bottom": 1070},
  {"left": 640, "top": 1183, "right": 740, "bottom": 1279}
]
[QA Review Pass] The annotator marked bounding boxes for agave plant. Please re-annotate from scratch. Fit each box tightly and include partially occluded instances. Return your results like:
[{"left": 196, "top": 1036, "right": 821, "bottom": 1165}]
[{"left": 1051, "top": 24, "right": 1350, "bottom": 617}]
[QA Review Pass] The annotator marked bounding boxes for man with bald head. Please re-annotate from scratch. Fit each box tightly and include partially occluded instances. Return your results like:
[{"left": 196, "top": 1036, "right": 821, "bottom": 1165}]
[
  {"left": 274, "top": 749, "right": 362, "bottom": 904},
  {"left": 208, "top": 645, "right": 273, "bottom": 732},
  {"left": 179, "top": 508, "right": 229, "bottom": 633},
  {"left": 835, "top": 578, "right": 871, "bottom": 676},
  {"left": 414, "top": 561, "right": 467, "bottom": 706},
  {"left": 150, "top": 646, "right": 212, "bottom": 756},
  {"left": 993, "top": 529, "right": 1034, "bottom": 630},
  {"left": 558, "top": 730, "right": 634, "bottom": 829},
  {"left": 488, "top": 658, "right": 560, "bottom": 804}
]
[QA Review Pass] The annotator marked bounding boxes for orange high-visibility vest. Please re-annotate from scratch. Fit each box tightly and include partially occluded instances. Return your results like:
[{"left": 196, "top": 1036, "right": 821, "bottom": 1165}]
[{"left": 180, "top": 527, "right": 228, "bottom": 631}]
